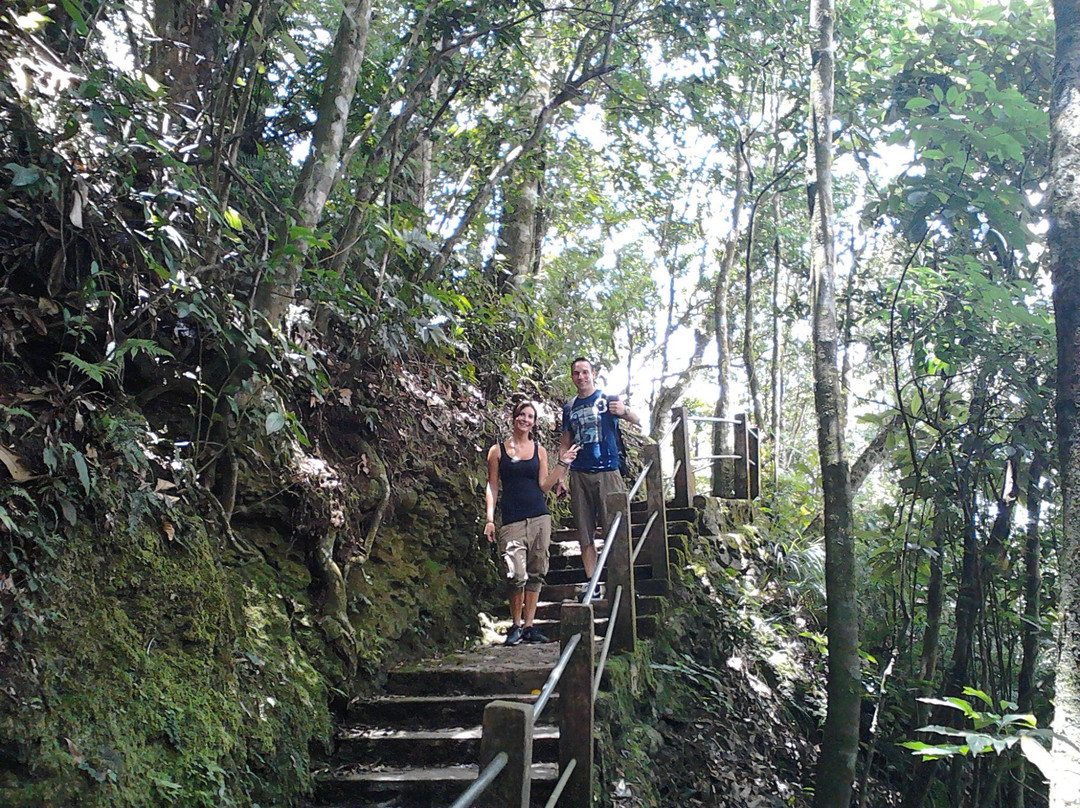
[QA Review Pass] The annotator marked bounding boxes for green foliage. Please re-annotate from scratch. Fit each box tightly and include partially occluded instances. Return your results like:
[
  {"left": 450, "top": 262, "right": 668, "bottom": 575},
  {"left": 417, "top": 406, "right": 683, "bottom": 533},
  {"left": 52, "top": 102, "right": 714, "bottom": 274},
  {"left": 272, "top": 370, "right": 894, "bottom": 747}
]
[{"left": 900, "top": 687, "right": 1070, "bottom": 780}]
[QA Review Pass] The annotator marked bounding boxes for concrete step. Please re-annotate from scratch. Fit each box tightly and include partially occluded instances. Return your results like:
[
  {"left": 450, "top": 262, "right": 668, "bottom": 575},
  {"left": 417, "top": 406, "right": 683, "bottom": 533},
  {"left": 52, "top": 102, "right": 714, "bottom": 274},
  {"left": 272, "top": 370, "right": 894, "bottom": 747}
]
[
  {"left": 332, "top": 723, "right": 559, "bottom": 767},
  {"left": 543, "top": 563, "right": 654, "bottom": 587},
  {"left": 348, "top": 692, "right": 559, "bottom": 728},
  {"left": 313, "top": 761, "right": 558, "bottom": 807},
  {"left": 530, "top": 594, "right": 664, "bottom": 622},
  {"left": 665, "top": 506, "right": 697, "bottom": 523},
  {"left": 384, "top": 644, "right": 559, "bottom": 697}
]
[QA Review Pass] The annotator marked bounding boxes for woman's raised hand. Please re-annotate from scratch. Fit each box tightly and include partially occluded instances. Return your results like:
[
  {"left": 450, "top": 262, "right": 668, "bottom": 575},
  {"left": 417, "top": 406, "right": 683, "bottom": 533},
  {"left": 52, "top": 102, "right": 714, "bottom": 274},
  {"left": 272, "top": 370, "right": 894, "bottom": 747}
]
[{"left": 560, "top": 444, "right": 580, "bottom": 466}]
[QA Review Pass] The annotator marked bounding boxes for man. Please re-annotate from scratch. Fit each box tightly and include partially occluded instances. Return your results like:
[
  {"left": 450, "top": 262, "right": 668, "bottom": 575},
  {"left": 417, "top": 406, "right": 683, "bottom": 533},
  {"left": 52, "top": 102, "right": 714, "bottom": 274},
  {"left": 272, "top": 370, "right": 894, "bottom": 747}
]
[{"left": 559, "top": 357, "right": 640, "bottom": 581}]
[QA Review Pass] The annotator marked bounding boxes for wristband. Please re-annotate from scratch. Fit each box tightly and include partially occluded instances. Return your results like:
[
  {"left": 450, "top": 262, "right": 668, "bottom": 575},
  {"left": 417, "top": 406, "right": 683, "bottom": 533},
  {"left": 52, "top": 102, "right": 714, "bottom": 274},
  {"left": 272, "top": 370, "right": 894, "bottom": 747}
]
[{"left": 557, "top": 459, "right": 569, "bottom": 467}]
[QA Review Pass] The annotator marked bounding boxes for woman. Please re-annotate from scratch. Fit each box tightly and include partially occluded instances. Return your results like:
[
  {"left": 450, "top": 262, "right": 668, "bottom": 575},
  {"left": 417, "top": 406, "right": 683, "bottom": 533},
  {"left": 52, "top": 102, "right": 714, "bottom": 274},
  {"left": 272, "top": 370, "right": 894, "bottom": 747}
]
[{"left": 484, "top": 401, "right": 579, "bottom": 645}]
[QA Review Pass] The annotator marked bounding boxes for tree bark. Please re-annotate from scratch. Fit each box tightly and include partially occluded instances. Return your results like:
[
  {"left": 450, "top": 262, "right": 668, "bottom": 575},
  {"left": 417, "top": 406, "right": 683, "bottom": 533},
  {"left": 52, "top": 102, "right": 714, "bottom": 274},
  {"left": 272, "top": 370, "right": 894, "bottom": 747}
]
[
  {"left": 1012, "top": 454, "right": 1045, "bottom": 808},
  {"left": 711, "top": 137, "right": 748, "bottom": 497},
  {"left": 808, "top": 0, "right": 859, "bottom": 805},
  {"left": 1050, "top": 2, "right": 1080, "bottom": 803},
  {"left": 915, "top": 498, "right": 949, "bottom": 726},
  {"left": 253, "top": 0, "right": 373, "bottom": 326}
]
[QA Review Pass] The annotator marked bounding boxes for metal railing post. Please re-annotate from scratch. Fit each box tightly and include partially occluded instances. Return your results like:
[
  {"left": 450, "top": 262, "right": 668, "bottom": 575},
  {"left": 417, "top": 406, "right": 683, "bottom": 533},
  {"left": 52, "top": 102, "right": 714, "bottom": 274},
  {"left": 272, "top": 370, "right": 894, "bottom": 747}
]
[
  {"left": 478, "top": 701, "right": 533, "bottom": 808},
  {"left": 559, "top": 603, "right": 595, "bottom": 806},
  {"left": 749, "top": 424, "right": 760, "bottom": 501},
  {"left": 671, "top": 406, "right": 694, "bottom": 508},
  {"left": 642, "top": 443, "right": 669, "bottom": 583},
  {"left": 606, "top": 490, "right": 637, "bottom": 653},
  {"left": 734, "top": 413, "right": 749, "bottom": 500}
]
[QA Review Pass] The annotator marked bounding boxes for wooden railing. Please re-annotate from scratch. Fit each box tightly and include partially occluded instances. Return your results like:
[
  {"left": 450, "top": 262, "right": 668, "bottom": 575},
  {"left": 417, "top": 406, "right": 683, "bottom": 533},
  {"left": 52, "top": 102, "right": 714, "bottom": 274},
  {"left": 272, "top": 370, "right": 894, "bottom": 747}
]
[
  {"left": 670, "top": 407, "right": 760, "bottom": 506},
  {"left": 452, "top": 409, "right": 756, "bottom": 807}
]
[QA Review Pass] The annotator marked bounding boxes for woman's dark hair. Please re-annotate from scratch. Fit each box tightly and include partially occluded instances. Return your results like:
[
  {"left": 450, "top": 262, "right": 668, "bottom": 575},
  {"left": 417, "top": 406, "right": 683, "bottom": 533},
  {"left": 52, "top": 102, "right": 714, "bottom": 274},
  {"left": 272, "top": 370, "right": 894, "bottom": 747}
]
[{"left": 511, "top": 400, "right": 538, "bottom": 420}]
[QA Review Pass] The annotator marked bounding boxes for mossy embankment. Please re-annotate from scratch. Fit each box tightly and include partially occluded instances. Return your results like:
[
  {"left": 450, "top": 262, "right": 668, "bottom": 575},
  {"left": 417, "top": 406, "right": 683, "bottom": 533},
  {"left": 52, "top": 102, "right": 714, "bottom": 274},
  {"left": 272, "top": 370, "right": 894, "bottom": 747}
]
[
  {"left": 0, "top": 373, "right": 506, "bottom": 807},
  {"left": 595, "top": 514, "right": 820, "bottom": 807}
]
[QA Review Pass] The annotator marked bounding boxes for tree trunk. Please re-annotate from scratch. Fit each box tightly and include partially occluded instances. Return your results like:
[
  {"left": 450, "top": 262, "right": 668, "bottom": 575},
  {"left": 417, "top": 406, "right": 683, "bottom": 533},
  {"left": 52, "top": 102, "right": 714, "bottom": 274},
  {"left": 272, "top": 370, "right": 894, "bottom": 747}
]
[
  {"left": 743, "top": 190, "right": 766, "bottom": 432},
  {"left": 487, "top": 163, "right": 543, "bottom": 292},
  {"left": 1009, "top": 453, "right": 1045, "bottom": 808},
  {"left": 808, "top": 0, "right": 859, "bottom": 805},
  {"left": 253, "top": 0, "right": 373, "bottom": 326},
  {"left": 712, "top": 137, "right": 748, "bottom": 497},
  {"left": 901, "top": 493, "right": 983, "bottom": 808},
  {"left": 1050, "top": 2, "right": 1080, "bottom": 803},
  {"left": 770, "top": 161, "right": 784, "bottom": 488},
  {"left": 915, "top": 499, "right": 949, "bottom": 725}
]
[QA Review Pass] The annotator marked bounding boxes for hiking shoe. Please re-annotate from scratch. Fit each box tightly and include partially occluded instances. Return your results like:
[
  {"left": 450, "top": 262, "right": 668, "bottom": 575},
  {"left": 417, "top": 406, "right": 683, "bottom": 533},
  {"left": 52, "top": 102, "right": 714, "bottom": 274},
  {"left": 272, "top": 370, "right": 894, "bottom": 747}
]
[
  {"left": 504, "top": 624, "right": 523, "bottom": 646},
  {"left": 522, "top": 626, "right": 550, "bottom": 644},
  {"left": 577, "top": 583, "right": 604, "bottom": 603}
]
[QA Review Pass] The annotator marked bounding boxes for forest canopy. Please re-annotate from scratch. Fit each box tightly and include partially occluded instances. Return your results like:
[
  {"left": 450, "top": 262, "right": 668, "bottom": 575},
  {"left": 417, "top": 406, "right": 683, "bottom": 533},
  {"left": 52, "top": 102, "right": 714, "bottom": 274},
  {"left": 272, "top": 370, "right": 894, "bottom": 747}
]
[{"left": 1, "top": 0, "right": 1076, "bottom": 806}]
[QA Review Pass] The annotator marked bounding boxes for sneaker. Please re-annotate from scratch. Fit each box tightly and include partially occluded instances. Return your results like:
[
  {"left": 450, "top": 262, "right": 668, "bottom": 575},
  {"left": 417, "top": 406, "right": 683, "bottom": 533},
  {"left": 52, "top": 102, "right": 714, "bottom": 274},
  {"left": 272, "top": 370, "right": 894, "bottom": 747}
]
[
  {"left": 577, "top": 583, "right": 604, "bottom": 603},
  {"left": 522, "top": 626, "right": 550, "bottom": 644},
  {"left": 504, "top": 624, "right": 523, "bottom": 646}
]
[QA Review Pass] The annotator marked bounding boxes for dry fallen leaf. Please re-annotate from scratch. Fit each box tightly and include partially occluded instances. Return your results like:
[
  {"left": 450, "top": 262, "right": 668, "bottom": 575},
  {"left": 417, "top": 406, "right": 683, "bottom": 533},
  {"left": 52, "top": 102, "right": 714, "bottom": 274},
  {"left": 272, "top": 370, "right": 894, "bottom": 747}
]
[
  {"left": 0, "top": 445, "right": 33, "bottom": 482},
  {"left": 162, "top": 520, "right": 176, "bottom": 541}
]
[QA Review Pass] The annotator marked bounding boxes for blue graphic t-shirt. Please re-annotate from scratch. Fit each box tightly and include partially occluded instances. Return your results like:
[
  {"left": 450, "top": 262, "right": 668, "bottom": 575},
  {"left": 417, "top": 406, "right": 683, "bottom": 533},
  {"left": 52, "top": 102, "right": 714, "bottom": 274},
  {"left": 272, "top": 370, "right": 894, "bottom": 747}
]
[{"left": 562, "top": 390, "right": 621, "bottom": 473}]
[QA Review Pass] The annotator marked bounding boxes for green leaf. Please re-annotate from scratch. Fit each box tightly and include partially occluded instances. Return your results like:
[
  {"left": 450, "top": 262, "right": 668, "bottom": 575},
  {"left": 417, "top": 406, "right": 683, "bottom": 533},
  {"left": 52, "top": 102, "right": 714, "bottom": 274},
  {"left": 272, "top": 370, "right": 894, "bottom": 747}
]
[
  {"left": 59, "top": 497, "right": 78, "bottom": 526},
  {"left": 905, "top": 97, "right": 934, "bottom": 111},
  {"left": 60, "top": 352, "right": 117, "bottom": 384},
  {"left": 73, "top": 451, "right": 90, "bottom": 495},
  {"left": 265, "top": 412, "right": 286, "bottom": 435},
  {"left": 5, "top": 163, "right": 42, "bottom": 187},
  {"left": 60, "top": 0, "right": 89, "bottom": 35},
  {"left": 962, "top": 686, "right": 994, "bottom": 707},
  {"left": 280, "top": 29, "right": 309, "bottom": 66},
  {"left": 223, "top": 207, "right": 243, "bottom": 231}
]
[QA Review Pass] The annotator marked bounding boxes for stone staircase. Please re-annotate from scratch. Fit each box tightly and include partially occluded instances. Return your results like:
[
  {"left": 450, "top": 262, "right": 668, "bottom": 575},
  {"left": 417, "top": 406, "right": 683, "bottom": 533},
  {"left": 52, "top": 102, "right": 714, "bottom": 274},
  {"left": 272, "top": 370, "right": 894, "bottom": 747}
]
[{"left": 308, "top": 502, "right": 685, "bottom": 808}]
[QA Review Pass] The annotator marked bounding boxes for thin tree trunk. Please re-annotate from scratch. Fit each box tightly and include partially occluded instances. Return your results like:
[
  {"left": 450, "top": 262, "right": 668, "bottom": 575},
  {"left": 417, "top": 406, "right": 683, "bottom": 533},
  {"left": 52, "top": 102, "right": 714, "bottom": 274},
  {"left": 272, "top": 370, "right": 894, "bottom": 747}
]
[
  {"left": 1012, "top": 454, "right": 1045, "bottom": 808},
  {"left": 808, "top": 0, "right": 859, "bottom": 804},
  {"left": 901, "top": 491, "right": 983, "bottom": 808},
  {"left": 1050, "top": 2, "right": 1080, "bottom": 803},
  {"left": 712, "top": 135, "right": 749, "bottom": 497},
  {"left": 744, "top": 188, "right": 766, "bottom": 432},
  {"left": 253, "top": 0, "right": 373, "bottom": 326},
  {"left": 770, "top": 190, "right": 783, "bottom": 487},
  {"left": 915, "top": 499, "right": 949, "bottom": 726}
]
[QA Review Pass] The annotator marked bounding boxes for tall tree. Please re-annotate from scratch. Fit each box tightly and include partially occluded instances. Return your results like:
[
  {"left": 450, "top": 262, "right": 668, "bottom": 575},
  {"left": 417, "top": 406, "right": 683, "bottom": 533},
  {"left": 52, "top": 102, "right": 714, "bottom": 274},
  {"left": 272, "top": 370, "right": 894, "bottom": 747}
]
[
  {"left": 254, "top": 0, "right": 373, "bottom": 326},
  {"left": 808, "top": 0, "right": 859, "bottom": 805},
  {"left": 1050, "top": 1, "right": 1080, "bottom": 804}
]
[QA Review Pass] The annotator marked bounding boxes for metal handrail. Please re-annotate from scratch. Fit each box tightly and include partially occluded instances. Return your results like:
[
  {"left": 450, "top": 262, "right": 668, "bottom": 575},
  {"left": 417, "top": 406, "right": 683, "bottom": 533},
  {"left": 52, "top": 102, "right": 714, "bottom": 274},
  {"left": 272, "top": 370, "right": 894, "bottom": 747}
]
[
  {"left": 661, "top": 417, "right": 682, "bottom": 444},
  {"left": 627, "top": 459, "right": 652, "bottom": 501},
  {"left": 592, "top": 584, "right": 623, "bottom": 701},
  {"left": 581, "top": 510, "right": 622, "bottom": 605},
  {"left": 686, "top": 414, "right": 741, "bottom": 425},
  {"left": 449, "top": 751, "right": 508, "bottom": 808},
  {"left": 543, "top": 757, "right": 577, "bottom": 808},
  {"left": 632, "top": 510, "right": 658, "bottom": 564},
  {"left": 533, "top": 631, "right": 582, "bottom": 722},
  {"left": 693, "top": 453, "right": 743, "bottom": 461}
]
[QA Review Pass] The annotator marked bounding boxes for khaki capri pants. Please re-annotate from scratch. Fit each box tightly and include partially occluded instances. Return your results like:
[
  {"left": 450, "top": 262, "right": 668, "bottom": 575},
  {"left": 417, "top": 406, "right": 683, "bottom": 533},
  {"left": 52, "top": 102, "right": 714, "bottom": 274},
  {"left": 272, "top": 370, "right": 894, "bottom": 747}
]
[
  {"left": 498, "top": 514, "right": 552, "bottom": 593},
  {"left": 569, "top": 468, "right": 625, "bottom": 548}
]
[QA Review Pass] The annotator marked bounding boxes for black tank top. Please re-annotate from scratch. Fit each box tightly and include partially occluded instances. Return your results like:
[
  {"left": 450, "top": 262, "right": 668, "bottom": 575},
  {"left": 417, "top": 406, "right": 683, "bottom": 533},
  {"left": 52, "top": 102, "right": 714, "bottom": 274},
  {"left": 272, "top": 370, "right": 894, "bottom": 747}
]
[{"left": 499, "top": 441, "right": 549, "bottom": 525}]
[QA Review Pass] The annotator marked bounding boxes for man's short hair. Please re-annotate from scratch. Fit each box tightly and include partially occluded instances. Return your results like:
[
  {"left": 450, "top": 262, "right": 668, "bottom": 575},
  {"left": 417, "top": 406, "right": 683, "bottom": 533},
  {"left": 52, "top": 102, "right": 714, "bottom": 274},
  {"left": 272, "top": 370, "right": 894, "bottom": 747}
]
[{"left": 570, "top": 356, "right": 593, "bottom": 372}]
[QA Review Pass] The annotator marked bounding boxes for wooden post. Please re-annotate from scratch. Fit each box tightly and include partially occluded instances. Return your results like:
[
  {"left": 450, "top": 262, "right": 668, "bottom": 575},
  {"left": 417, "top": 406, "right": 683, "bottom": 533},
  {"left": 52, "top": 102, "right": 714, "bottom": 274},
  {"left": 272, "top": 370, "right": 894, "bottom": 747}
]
[
  {"left": 642, "top": 443, "right": 669, "bottom": 583},
  {"left": 749, "top": 424, "right": 760, "bottom": 501},
  {"left": 479, "top": 701, "right": 533, "bottom": 808},
  {"left": 606, "top": 490, "right": 637, "bottom": 653},
  {"left": 671, "top": 406, "right": 694, "bottom": 508},
  {"left": 734, "top": 413, "right": 749, "bottom": 500},
  {"left": 559, "top": 603, "right": 595, "bottom": 806}
]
